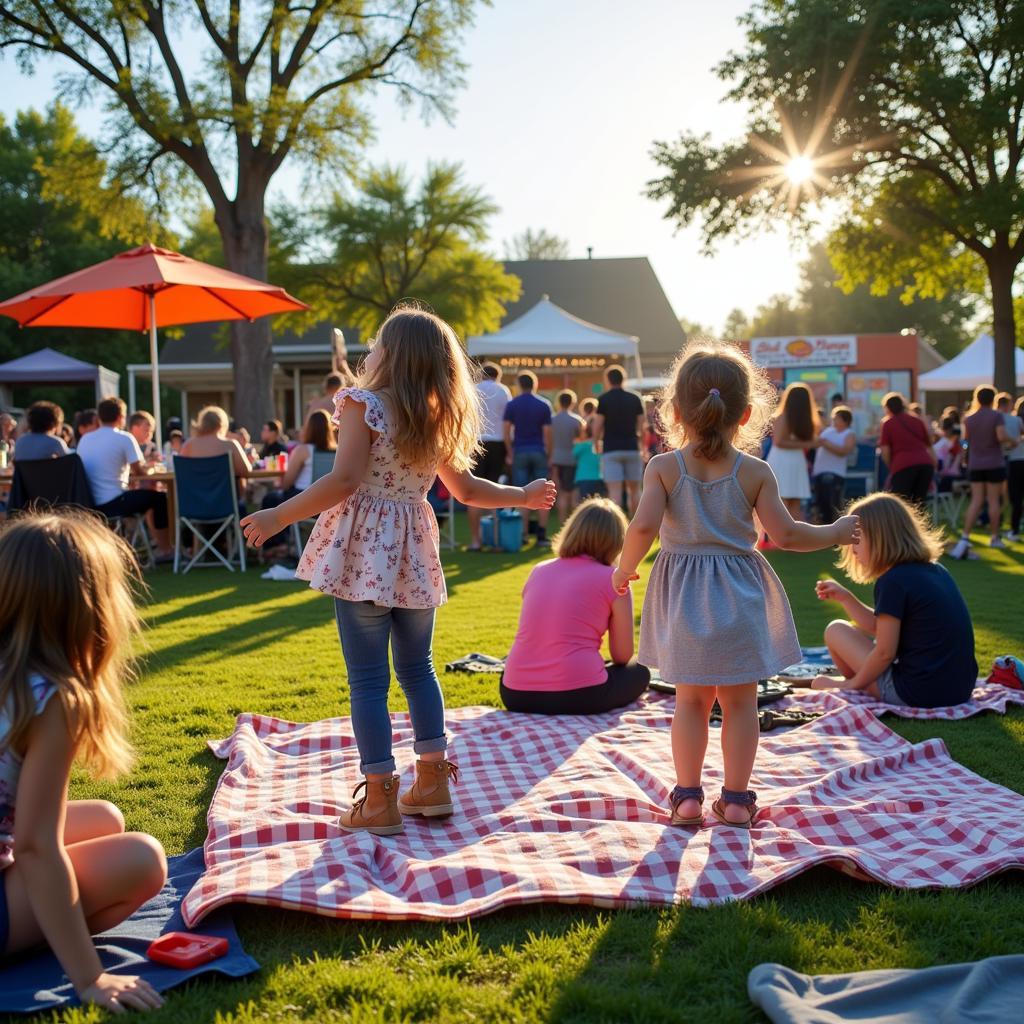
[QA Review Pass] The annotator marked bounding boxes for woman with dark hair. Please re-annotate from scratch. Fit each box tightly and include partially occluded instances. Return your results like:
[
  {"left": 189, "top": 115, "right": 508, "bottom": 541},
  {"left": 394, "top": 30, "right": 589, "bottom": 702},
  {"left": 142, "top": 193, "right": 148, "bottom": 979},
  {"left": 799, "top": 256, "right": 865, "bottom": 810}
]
[
  {"left": 949, "top": 386, "right": 1010, "bottom": 558},
  {"left": 879, "top": 392, "right": 936, "bottom": 504},
  {"left": 766, "top": 382, "right": 819, "bottom": 519}
]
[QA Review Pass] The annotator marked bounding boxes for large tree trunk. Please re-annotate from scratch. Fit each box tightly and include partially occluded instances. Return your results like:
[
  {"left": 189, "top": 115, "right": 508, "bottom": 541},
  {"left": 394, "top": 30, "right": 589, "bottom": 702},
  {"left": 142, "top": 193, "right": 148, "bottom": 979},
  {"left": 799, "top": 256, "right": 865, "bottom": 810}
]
[
  {"left": 217, "top": 193, "right": 276, "bottom": 434},
  {"left": 988, "top": 247, "right": 1019, "bottom": 395}
]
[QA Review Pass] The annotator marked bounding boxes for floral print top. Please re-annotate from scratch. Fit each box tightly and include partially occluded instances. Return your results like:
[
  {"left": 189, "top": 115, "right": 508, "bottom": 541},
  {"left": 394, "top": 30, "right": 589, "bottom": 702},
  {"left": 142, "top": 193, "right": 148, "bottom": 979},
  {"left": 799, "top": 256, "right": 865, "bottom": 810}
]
[
  {"left": 1, "top": 674, "right": 57, "bottom": 871},
  {"left": 296, "top": 387, "right": 447, "bottom": 608}
]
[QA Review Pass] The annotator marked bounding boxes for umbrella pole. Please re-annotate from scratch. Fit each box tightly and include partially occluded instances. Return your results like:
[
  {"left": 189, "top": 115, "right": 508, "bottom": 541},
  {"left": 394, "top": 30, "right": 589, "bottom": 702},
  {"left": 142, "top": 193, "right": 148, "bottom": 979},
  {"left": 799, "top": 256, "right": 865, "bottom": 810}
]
[{"left": 148, "top": 292, "right": 163, "bottom": 450}]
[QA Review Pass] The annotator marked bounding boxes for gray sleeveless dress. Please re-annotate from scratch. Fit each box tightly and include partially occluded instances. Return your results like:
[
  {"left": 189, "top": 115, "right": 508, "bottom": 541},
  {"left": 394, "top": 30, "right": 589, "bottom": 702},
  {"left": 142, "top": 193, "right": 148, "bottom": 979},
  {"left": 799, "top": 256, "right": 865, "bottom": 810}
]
[{"left": 638, "top": 450, "right": 801, "bottom": 685}]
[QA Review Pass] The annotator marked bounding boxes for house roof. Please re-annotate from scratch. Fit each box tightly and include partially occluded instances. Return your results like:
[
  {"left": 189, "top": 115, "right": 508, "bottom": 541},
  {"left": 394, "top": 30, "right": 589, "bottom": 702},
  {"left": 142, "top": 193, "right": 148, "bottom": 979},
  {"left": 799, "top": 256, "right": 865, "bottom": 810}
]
[
  {"left": 160, "top": 257, "right": 683, "bottom": 366},
  {"left": 501, "top": 258, "right": 684, "bottom": 356},
  {"left": 160, "top": 319, "right": 359, "bottom": 364}
]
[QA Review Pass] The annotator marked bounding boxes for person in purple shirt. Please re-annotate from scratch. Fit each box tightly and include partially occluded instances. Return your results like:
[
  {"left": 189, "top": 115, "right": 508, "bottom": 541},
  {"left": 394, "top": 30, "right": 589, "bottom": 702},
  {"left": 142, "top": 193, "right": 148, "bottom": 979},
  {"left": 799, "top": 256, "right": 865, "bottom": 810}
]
[
  {"left": 950, "top": 385, "right": 1011, "bottom": 558},
  {"left": 503, "top": 371, "right": 553, "bottom": 545}
]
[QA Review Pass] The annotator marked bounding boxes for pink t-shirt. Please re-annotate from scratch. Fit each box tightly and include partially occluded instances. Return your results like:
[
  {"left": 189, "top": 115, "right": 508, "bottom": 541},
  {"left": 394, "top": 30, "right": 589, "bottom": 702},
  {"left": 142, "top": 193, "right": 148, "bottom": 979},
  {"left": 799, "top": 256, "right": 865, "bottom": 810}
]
[{"left": 502, "top": 556, "right": 625, "bottom": 692}]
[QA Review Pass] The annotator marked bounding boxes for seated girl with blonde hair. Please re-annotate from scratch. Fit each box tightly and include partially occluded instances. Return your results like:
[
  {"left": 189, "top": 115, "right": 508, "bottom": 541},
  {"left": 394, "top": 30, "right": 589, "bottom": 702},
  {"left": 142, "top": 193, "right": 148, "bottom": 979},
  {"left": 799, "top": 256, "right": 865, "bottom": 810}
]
[
  {"left": 812, "top": 492, "right": 977, "bottom": 707},
  {"left": 0, "top": 513, "right": 167, "bottom": 1012},
  {"left": 500, "top": 498, "right": 651, "bottom": 714}
]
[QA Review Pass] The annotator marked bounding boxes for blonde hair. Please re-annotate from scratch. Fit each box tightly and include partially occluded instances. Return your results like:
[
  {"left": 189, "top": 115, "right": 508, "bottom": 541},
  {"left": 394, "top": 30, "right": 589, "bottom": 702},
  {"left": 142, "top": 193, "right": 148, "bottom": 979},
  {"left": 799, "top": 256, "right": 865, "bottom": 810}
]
[
  {"left": 836, "top": 492, "right": 944, "bottom": 584},
  {"left": 360, "top": 304, "right": 481, "bottom": 472},
  {"left": 195, "top": 405, "right": 229, "bottom": 437},
  {"left": 0, "top": 512, "right": 140, "bottom": 778},
  {"left": 552, "top": 497, "right": 628, "bottom": 565},
  {"left": 660, "top": 340, "right": 775, "bottom": 460}
]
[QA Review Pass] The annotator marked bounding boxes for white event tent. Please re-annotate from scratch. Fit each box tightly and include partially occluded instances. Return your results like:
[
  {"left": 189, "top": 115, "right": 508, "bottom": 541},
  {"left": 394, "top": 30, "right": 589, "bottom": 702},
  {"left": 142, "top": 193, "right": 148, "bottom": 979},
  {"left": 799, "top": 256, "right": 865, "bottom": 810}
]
[
  {"left": 467, "top": 295, "right": 642, "bottom": 377},
  {"left": 919, "top": 333, "right": 1024, "bottom": 393}
]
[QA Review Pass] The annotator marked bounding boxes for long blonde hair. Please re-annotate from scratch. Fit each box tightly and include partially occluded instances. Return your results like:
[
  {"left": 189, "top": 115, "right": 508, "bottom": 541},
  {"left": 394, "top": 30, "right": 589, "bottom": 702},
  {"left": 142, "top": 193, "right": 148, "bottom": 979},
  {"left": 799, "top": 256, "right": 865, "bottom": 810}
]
[
  {"left": 836, "top": 493, "right": 944, "bottom": 584},
  {"left": 360, "top": 304, "right": 481, "bottom": 471},
  {"left": 660, "top": 340, "right": 775, "bottom": 460},
  {"left": 552, "top": 497, "right": 628, "bottom": 565},
  {"left": 0, "top": 512, "right": 139, "bottom": 778}
]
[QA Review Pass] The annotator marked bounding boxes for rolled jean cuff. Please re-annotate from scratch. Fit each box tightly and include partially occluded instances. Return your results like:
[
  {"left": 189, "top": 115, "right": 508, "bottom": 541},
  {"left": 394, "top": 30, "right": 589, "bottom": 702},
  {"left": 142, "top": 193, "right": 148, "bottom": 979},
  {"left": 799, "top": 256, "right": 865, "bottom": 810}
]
[
  {"left": 361, "top": 756, "right": 397, "bottom": 775},
  {"left": 413, "top": 735, "right": 447, "bottom": 756}
]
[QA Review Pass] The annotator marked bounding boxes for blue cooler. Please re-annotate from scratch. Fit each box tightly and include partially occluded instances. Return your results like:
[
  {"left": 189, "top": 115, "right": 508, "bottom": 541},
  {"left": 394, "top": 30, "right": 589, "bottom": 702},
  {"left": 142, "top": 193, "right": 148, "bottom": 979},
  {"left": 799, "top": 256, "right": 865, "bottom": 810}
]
[
  {"left": 496, "top": 509, "right": 522, "bottom": 552},
  {"left": 480, "top": 514, "right": 496, "bottom": 548},
  {"left": 480, "top": 510, "right": 522, "bottom": 552}
]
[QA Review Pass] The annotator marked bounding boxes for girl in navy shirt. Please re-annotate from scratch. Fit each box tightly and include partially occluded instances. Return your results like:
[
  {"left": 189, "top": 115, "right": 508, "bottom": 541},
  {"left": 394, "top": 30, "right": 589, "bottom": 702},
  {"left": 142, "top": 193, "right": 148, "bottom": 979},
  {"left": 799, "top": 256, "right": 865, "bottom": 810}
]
[{"left": 811, "top": 493, "right": 977, "bottom": 707}]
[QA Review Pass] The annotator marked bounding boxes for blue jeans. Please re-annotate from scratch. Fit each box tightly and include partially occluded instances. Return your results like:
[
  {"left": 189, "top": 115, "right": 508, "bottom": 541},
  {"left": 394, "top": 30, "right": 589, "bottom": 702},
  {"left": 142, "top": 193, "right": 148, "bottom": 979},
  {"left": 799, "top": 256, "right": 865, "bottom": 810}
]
[
  {"left": 333, "top": 599, "right": 447, "bottom": 775},
  {"left": 512, "top": 449, "right": 548, "bottom": 486}
]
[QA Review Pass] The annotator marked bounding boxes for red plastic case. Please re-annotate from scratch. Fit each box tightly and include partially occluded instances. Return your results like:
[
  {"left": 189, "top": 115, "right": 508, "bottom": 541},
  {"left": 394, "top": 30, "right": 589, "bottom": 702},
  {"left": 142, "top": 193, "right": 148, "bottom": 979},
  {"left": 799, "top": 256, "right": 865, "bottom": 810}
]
[{"left": 146, "top": 931, "right": 228, "bottom": 969}]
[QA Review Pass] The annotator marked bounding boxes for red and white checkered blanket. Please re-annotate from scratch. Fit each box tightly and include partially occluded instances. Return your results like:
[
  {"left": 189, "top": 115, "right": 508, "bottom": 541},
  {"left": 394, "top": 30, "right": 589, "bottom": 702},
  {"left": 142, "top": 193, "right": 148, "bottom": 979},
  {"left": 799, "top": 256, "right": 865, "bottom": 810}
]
[
  {"left": 182, "top": 694, "right": 1024, "bottom": 924},
  {"left": 779, "top": 682, "right": 1024, "bottom": 719}
]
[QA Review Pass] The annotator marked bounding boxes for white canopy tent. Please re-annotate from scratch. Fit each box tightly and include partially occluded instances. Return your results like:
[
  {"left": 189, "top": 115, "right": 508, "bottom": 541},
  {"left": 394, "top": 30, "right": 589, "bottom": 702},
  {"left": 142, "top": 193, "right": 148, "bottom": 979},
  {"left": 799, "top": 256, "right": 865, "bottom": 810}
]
[
  {"left": 919, "top": 334, "right": 1024, "bottom": 393},
  {"left": 467, "top": 295, "right": 642, "bottom": 377}
]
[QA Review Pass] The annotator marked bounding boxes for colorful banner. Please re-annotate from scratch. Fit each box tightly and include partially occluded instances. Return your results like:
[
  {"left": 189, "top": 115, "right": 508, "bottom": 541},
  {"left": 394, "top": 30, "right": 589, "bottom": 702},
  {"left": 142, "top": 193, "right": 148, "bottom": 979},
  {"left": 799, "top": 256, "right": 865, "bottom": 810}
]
[{"left": 750, "top": 335, "right": 858, "bottom": 368}]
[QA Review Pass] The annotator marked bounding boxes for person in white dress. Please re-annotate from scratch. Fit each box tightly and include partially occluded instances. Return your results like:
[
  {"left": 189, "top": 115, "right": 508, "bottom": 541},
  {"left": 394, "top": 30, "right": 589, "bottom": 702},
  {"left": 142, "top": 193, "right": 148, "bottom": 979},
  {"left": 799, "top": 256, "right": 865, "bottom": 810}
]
[{"left": 766, "top": 382, "right": 819, "bottom": 520}]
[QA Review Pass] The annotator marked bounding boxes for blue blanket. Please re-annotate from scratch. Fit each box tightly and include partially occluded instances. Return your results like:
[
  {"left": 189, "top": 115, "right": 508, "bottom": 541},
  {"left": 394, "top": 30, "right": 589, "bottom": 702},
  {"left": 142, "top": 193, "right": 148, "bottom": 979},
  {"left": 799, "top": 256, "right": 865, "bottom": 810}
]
[{"left": 0, "top": 848, "right": 258, "bottom": 1013}]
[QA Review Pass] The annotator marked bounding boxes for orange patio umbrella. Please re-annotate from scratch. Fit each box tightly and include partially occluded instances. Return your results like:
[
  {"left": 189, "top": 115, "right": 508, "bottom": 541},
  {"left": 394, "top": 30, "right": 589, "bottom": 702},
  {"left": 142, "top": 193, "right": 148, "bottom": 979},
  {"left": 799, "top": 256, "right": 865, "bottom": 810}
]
[{"left": 0, "top": 243, "right": 308, "bottom": 446}]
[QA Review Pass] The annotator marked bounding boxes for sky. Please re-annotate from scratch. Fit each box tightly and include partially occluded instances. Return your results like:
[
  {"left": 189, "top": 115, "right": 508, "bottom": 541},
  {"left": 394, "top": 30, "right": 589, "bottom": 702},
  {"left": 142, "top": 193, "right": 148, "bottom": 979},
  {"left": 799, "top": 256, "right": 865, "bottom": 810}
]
[{"left": 0, "top": 1, "right": 822, "bottom": 332}]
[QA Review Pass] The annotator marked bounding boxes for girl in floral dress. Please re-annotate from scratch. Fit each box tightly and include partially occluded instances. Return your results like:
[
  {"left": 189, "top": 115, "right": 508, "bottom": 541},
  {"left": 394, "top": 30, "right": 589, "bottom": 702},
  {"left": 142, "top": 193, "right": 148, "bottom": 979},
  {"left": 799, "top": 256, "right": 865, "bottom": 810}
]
[{"left": 241, "top": 307, "right": 556, "bottom": 835}]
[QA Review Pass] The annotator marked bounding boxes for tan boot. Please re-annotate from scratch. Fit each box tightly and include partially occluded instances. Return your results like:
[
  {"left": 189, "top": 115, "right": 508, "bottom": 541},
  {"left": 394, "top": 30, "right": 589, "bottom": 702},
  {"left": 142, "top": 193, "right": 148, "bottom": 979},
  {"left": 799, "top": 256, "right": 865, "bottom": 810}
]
[
  {"left": 339, "top": 776, "right": 404, "bottom": 835},
  {"left": 398, "top": 759, "right": 459, "bottom": 818}
]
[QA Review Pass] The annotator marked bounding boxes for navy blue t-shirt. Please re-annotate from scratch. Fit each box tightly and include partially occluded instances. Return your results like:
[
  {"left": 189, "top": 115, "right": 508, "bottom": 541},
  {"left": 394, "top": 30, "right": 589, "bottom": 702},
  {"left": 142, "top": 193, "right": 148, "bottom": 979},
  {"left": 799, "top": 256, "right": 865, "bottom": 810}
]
[
  {"left": 503, "top": 393, "right": 552, "bottom": 453},
  {"left": 873, "top": 561, "right": 977, "bottom": 707}
]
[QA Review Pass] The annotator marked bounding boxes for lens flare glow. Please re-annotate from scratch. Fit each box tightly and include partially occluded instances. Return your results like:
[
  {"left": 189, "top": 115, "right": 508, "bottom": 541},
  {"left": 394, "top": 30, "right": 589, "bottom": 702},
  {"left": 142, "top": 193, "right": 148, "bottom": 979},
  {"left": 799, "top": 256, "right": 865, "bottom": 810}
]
[{"left": 785, "top": 156, "right": 814, "bottom": 184}]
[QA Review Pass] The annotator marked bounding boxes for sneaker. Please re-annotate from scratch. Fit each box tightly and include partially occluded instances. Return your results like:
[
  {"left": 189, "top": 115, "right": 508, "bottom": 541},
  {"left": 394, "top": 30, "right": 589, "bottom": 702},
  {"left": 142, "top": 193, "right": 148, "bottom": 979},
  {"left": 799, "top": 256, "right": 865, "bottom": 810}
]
[
  {"left": 948, "top": 537, "right": 971, "bottom": 560},
  {"left": 990, "top": 536, "right": 1006, "bottom": 549},
  {"left": 536, "top": 536, "right": 552, "bottom": 548},
  {"left": 1005, "top": 531, "right": 1020, "bottom": 542}
]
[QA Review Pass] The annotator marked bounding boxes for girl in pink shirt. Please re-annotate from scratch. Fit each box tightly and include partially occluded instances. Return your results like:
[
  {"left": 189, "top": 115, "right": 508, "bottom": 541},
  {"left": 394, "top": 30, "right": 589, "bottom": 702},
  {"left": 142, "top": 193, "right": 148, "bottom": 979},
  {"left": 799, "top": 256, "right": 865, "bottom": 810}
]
[{"left": 501, "top": 498, "right": 650, "bottom": 714}]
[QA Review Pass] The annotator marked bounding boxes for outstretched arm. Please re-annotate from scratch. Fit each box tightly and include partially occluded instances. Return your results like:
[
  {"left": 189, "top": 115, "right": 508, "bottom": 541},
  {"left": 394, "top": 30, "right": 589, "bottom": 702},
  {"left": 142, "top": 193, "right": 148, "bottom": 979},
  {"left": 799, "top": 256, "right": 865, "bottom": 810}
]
[
  {"left": 755, "top": 466, "right": 859, "bottom": 551},
  {"left": 437, "top": 463, "right": 555, "bottom": 511},
  {"left": 612, "top": 457, "right": 669, "bottom": 592}
]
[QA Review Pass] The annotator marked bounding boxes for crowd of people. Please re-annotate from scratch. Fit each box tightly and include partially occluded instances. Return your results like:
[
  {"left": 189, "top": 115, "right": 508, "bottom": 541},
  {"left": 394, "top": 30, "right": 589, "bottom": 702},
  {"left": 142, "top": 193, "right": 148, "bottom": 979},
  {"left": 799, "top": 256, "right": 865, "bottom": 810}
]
[
  {"left": 0, "top": 372, "right": 362, "bottom": 562},
  {"left": 0, "top": 305, "right": 1004, "bottom": 1012}
]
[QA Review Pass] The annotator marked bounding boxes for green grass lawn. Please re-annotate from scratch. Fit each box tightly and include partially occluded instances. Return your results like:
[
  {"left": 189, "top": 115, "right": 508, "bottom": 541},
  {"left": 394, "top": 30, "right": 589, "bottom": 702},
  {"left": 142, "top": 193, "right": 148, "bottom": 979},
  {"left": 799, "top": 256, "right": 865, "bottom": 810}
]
[{"left": 24, "top": 522, "right": 1024, "bottom": 1023}]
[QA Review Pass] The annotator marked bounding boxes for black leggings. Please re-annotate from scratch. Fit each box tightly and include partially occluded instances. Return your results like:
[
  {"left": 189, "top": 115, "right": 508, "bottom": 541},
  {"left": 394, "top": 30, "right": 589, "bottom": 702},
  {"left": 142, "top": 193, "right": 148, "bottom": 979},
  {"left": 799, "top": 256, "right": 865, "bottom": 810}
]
[
  {"left": 499, "top": 661, "right": 651, "bottom": 715},
  {"left": 96, "top": 489, "right": 168, "bottom": 529},
  {"left": 889, "top": 464, "right": 934, "bottom": 505},
  {"left": 813, "top": 472, "right": 845, "bottom": 523},
  {"left": 1009, "top": 460, "right": 1024, "bottom": 533}
]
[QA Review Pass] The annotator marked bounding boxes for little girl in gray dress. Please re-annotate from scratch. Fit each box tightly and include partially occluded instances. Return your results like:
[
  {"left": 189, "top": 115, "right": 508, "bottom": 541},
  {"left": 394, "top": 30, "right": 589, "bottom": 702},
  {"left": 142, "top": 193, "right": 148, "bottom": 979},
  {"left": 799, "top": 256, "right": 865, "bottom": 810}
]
[{"left": 612, "top": 344, "right": 858, "bottom": 828}]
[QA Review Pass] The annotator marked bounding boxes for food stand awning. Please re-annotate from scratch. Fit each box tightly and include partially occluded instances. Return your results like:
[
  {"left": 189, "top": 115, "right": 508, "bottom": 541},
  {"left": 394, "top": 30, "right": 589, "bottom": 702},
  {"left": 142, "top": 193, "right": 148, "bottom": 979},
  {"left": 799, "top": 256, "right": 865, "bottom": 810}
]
[
  {"left": 919, "top": 334, "right": 1024, "bottom": 392},
  {"left": 467, "top": 295, "right": 642, "bottom": 376}
]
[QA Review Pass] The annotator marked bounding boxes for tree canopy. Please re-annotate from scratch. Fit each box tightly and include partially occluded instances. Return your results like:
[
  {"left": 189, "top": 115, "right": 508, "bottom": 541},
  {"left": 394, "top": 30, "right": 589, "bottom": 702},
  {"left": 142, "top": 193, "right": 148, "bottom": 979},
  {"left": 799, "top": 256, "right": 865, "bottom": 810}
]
[
  {"left": 504, "top": 228, "right": 571, "bottom": 261},
  {"left": 0, "top": 105, "right": 163, "bottom": 382},
  {"left": 0, "top": 1, "right": 482, "bottom": 428},
  {"left": 736, "top": 244, "right": 979, "bottom": 357},
  {"left": 297, "top": 162, "right": 520, "bottom": 339},
  {"left": 648, "top": 0, "right": 1024, "bottom": 390}
]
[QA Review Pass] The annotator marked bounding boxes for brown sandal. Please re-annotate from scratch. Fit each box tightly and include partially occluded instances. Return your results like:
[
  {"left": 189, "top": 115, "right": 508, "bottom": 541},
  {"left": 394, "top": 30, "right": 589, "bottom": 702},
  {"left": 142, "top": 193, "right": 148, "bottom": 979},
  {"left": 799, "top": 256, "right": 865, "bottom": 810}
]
[
  {"left": 669, "top": 786, "right": 704, "bottom": 827},
  {"left": 711, "top": 788, "right": 758, "bottom": 829}
]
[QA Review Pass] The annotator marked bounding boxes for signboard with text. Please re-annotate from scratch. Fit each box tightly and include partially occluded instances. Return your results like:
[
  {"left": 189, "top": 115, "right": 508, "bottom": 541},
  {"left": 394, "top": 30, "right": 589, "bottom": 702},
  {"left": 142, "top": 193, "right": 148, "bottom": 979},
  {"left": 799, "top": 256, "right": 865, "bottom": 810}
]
[{"left": 750, "top": 335, "right": 858, "bottom": 368}]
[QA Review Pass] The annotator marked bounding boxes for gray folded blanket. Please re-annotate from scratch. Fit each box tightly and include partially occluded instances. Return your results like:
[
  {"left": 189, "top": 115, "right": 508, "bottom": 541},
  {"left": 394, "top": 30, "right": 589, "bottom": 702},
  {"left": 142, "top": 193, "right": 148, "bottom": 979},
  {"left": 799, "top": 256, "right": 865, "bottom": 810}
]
[{"left": 748, "top": 957, "right": 1024, "bottom": 1024}]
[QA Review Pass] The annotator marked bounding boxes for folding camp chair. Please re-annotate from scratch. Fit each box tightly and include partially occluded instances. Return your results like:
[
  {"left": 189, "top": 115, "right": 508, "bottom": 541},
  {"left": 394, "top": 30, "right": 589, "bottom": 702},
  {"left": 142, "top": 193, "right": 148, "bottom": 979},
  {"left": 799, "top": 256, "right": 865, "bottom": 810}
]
[
  {"left": 289, "top": 449, "right": 337, "bottom": 555},
  {"left": 7, "top": 453, "right": 94, "bottom": 512},
  {"left": 844, "top": 442, "right": 879, "bottom": 499},
  {"left": 111, "top": 513, "right": 155, "bottom": 569},
  {"left": 173, "top": 453, "right": 246, "bottom": 573}
]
